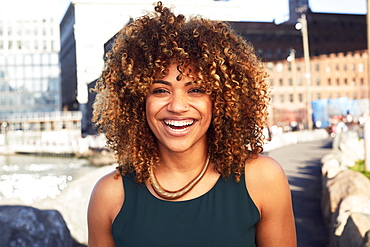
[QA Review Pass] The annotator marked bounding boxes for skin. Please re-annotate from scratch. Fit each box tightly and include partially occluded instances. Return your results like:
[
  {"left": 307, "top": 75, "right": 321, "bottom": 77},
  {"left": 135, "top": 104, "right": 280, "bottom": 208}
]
[{"left": 87, "top": 65, "right": 296, "bottom": 246}]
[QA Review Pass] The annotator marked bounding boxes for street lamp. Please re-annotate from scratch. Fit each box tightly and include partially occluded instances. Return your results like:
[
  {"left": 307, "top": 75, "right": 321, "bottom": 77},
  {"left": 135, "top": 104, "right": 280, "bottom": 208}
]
[
  {"left": 364, "top": 0, "right": 370, "bottom": 171},
  {"left": 295, "top": 6, "right": 313, "bottom": 130}
]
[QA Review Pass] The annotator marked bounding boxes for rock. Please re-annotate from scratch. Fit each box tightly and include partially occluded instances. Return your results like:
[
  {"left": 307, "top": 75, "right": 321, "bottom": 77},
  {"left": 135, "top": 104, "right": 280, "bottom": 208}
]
[
  {"left": 339, "top": 212, "right": 370, "bottom": 247},
  {"left": 334, "top": 195, "right": 370, "bottom": 236},
  {"left": 363, "top": 230, "right": 370, "bottom": 247},
  {"left": 35, "top": 164, "right": 117, "bottom": 245},
  {"left": 321, "top": 153, "right": 345, "bottom": 178},
  {"left": 0, "top": 205, "right": 73, "bottom": 247},
  {"left": 322, "top": 169, "right": 370, "bottom": 224},
  {"left": 338, "top": 131, "right": 365, "bottom": 166}
]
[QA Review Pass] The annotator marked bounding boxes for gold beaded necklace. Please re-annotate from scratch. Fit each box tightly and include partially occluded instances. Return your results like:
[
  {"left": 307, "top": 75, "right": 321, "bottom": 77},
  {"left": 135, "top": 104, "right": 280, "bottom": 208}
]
[{"left": 149, "top": 155, "right": 210, "bottom": 200}]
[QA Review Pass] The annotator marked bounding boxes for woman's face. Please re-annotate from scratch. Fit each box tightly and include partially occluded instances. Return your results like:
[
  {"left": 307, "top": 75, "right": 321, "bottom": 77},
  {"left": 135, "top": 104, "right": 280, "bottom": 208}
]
[{"left": 145, "top": 64, "right": 212, "bottom": 154}]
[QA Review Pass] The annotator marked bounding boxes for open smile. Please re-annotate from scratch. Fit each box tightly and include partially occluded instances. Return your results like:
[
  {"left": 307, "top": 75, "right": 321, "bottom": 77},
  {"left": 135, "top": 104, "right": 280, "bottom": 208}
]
[{"left": 163, "top": 119, "right": 195, "bottom": 132}]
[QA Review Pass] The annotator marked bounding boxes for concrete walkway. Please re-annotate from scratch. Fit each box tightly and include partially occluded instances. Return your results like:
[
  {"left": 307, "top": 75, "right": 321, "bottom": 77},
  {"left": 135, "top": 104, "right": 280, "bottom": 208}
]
[{"left": 268, "top": 137, "right": 332, "bottom": 247}]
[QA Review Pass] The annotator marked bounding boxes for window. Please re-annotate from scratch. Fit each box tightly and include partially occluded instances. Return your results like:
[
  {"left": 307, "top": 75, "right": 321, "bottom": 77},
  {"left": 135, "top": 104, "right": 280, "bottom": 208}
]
[
  {"left": 359, "top": 63, "right": 364, "bottom": 73},
  {"left": 297, "top": 78, "right": 302, "bottom": 86},
  {"left": 298, "top": 93, "right": 303, "bottom": 102},
  {"left": 289, "top": 94, "right": 293, "bottom": 102},
  {"left": 326, "top": 65, "right": 331, "bottom": 73},
  {"left": 25, "top": 40, "right": 30, "bottom": 50},
  {"left": 0, "top": 81, "right": 6, "bottom": 91},
  {"left": 279, "top": 79, "right": 283, "bottom": 86},
  {"left": 327, "top": 78, "right": 331, "bottom": 85},
  {"left": 280, "top": 94, "right": 284, "bottom": 103}
]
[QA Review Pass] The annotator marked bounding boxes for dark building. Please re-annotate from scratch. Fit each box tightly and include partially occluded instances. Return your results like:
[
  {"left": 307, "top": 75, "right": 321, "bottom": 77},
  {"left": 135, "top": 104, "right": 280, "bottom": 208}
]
[
  {"left": 59, "top": 4, "right": 78, "bottom": 112},
  {"left": 229, "top": 9, "right": 366, "bottom": 62},
  {"left": 85, "top": 34, "right": 118, "bottom": 136}
]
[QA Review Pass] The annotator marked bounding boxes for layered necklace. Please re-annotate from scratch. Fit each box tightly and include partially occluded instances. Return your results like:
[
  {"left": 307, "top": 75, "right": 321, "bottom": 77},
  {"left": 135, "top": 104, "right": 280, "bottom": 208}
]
[{"left": 149, "top": 155, "right": 210, "bottom": 200}]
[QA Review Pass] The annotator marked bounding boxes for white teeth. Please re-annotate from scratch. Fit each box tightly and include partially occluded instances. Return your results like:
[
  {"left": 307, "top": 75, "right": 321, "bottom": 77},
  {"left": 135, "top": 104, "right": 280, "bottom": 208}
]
[{"left": 164, "top": 120, "right": 194, "bottom": 127}]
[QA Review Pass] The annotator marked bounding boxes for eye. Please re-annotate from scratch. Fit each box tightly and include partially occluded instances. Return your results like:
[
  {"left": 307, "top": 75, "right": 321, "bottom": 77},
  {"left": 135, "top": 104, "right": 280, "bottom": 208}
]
[
  {"left": 152, "top": 88, "right": 169, "bottom": 94},
  {"left": 189, "top": 87, "right": 206, "bottom": 94}
]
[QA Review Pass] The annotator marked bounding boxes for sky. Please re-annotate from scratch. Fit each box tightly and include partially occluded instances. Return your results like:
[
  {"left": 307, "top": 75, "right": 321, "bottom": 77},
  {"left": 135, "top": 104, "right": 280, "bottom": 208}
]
[
  {"left": 0, "top": 0, "right": 367, "bottom": 23},
  {"left": 57, "top": 0, "right": 366, "bottom": 22}
]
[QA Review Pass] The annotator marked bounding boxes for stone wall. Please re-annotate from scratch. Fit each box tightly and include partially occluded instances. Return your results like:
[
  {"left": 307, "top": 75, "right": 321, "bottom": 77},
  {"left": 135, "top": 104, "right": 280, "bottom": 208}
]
[{"left": 321, "top": 131, "right": 370, "bottom": 247}]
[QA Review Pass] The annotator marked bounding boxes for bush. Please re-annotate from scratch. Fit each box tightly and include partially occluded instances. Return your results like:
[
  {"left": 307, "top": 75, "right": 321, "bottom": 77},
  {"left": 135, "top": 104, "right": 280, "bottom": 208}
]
[{"left": 349, "top": 160, "right": 370, "bottom": 180}]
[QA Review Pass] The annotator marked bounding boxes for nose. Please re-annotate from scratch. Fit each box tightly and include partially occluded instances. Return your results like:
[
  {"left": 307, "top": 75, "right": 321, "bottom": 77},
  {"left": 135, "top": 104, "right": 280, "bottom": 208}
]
[{"left": 167, "top": 93, "right": 189, "bottom": 113}]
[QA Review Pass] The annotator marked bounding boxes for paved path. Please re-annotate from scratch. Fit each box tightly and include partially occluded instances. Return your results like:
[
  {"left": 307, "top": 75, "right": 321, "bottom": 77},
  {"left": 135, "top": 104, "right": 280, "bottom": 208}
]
[{"left": 268, "top": 137, "right": 333, "bottom": 247}]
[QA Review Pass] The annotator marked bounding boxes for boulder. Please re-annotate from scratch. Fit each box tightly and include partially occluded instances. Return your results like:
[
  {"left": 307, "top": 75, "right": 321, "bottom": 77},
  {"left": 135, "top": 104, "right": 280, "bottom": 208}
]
[
  {"left": 339, "top": 212, "right": 370, "bottom": 247},
  {"left": 0, "top": 205, "right": 73, "bottom": 247},
  {"left": 321, "top": 152, "right": 345, "bottom": 179},
  {"left": 35, "top": 164, "right": 117, "bottom": 245},
  {"left": 333, "top": 195, "right": 370, "bottom": 236},
  {"left": 363, "top": 230, "right": 370, "bottom": 247},
  {"left": 322, "top": 169, "right": 370, "bottom": 224}
]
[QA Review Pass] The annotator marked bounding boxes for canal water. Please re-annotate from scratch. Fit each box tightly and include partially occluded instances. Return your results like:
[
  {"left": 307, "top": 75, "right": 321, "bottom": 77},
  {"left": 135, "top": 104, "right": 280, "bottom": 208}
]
[{"left": 0, "top": 154, "right": 97, "bottom": 205}]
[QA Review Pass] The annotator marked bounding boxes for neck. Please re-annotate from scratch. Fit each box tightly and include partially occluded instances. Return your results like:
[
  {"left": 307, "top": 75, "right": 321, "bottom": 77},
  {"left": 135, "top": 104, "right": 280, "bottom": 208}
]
[{"left": 157, "top": 149, "right": 209, "bottom": 173}]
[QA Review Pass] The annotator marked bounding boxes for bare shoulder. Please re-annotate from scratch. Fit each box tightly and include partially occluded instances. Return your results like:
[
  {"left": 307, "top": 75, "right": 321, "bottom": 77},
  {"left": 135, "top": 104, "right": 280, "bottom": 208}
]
[
  {"left": 245, "top": 155, "right": 296, "bottom": 246},
  {"left": 244, "top": 155, "right": 290, "bottom": 210},
  {"left": 89, "top": 171, "right": 124, "bottom": 220},
  {"left": 87, "top": 171, "right": 124, "bottom": 247},
  {"left": 245, "top": 155, "right": 286, "bottom": 181}
]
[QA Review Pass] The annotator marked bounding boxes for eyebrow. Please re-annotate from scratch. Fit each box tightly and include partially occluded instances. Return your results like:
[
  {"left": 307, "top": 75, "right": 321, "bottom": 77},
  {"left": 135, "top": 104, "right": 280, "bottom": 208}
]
[{"left": 153, "top": 80, "right": 197, "bottom": 87}]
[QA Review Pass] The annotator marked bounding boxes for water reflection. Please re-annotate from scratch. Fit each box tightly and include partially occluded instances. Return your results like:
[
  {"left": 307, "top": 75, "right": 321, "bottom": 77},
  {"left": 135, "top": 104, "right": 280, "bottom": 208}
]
[{"left": 0, "top": 154, "right": 95, "bottom": 205}]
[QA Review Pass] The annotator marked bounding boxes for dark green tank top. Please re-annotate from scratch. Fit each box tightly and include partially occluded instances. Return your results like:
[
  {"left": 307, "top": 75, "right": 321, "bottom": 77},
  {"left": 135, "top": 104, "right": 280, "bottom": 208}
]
[{"left": 112, "top": 173, "right": 260, "bottom": 247}]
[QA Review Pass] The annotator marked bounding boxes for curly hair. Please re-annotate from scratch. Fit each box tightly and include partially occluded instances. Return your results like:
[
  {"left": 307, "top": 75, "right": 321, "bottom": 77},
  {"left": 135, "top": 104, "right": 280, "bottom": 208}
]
[{"left": 92, "top": 1, "right": 270, "bottom": 183}]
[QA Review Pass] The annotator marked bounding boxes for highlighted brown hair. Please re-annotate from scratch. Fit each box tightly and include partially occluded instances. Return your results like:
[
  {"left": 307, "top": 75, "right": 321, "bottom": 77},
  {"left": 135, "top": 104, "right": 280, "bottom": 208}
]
[{"left": 92, "top": 1, "right": 270, "bottom": 183}]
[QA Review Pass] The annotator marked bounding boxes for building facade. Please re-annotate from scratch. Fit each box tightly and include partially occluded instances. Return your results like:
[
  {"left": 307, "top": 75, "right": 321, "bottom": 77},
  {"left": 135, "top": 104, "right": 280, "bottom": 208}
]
[
  {"left": 267, "top": 50, "right": 368, "bottom": 128},
  {"left": 0, "top": 16, "right": 61, "bottom": 119}
]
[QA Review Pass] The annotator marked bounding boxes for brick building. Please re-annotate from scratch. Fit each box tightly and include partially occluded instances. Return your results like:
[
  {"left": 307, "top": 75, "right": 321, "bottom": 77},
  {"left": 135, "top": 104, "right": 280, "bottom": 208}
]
[{"left": 267, "top": 50, "right": 368, "bottom": 128}]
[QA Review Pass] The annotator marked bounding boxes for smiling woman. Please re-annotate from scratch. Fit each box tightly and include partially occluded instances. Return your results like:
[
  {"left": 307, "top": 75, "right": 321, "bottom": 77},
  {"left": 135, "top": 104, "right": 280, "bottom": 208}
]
[{"left": 88, "top": 1, "right": 296, "bottom": 246}]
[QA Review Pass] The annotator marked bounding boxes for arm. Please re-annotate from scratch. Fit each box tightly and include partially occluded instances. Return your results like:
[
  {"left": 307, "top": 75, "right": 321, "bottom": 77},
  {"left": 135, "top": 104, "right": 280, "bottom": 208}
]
[
  {"left": 87, "top": 171, "right": 124, "bottom": 247},
  {"left": 245, "top": 155, "right": 296, "bottom": 247}
]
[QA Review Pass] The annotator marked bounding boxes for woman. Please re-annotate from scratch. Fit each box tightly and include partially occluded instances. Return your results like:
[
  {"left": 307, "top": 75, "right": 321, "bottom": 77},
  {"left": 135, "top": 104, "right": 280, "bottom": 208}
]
[{"left": 88, "top": 2, "right": 296, "bottom": 246}]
